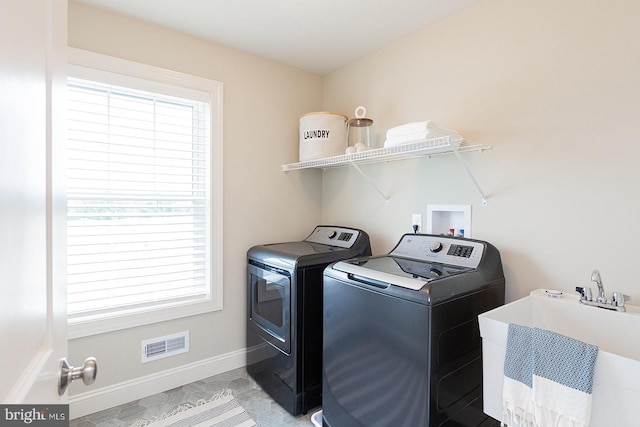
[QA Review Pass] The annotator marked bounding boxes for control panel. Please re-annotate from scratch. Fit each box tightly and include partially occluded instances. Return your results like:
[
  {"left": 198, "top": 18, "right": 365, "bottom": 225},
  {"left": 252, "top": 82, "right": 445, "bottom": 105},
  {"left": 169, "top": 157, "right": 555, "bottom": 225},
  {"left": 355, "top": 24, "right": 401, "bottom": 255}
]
[
  {"left": 389, "top": 234, "right": 484, "bottom": 268},
  {"left": 305, "top": 226, "right": 362, "bottom": 248}
]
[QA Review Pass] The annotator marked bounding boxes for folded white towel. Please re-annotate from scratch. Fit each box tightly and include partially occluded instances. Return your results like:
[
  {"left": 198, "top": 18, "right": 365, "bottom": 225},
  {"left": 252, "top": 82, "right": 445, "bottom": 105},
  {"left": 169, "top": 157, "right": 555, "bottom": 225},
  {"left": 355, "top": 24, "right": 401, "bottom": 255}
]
[
  {"left": 386, "top": 120, "right": 457, "bottom": 139},
  {"left": 383, "top": 130, "right": 461, "bottom": 148},
  {"left": 384, "top": 131, "right": 432, "bottom": 148},
  {"left": 385, "top": 121, "right": 436, "bottom": 138}
]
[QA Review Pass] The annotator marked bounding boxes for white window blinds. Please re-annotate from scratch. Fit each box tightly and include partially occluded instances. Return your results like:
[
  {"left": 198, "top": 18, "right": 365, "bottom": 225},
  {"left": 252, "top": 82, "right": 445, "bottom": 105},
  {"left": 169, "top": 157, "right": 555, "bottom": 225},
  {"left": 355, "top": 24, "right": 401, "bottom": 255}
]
[{"left": 66, "top": 77, "right": 212, "bottom": 320}]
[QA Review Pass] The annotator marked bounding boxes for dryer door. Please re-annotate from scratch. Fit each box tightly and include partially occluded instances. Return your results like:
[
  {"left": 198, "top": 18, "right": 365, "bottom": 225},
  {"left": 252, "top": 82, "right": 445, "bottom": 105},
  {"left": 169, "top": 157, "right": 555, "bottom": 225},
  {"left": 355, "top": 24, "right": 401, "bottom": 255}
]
[{"left": 248, "top": 262, "right": 291, "bottom": 354}]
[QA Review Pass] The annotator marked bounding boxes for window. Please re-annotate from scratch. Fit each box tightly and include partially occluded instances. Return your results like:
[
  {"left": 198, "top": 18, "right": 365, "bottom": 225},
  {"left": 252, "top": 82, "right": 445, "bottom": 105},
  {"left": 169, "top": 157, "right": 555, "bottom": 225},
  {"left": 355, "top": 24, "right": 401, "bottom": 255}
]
[{"left": 66, "top": 49, "right": 223, "bottom": 338}]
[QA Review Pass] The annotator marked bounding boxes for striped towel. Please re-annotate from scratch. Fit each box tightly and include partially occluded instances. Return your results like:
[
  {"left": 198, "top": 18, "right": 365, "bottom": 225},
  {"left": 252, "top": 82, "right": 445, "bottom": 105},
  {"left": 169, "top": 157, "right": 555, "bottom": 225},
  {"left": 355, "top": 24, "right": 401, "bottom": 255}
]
[
  {"left": 503, "top": 324, "right": 598, "bottom": 427},
  {"left": 503, "top": 324, "right": 535, "bottom": 426}
]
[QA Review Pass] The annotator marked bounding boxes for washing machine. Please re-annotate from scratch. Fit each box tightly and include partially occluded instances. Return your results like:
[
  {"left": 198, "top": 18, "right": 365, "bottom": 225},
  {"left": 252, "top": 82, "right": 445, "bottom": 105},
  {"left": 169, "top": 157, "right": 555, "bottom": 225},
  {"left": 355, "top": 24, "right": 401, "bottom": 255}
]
[
  {"left": 322, "top": 233, "right": 504, "bottom": 427},
  {"left": 247, "top": 225, "right": 371, "bottom": 416}
]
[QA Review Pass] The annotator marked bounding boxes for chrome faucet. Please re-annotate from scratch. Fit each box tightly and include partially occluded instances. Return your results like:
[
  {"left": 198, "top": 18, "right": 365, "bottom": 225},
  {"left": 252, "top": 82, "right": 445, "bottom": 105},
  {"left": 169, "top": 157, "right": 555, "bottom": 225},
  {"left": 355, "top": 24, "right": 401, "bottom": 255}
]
[
  {"left": 591, "top": 269, "right": 607, "bottom": 303},
  {"left": 575, "top": 269, "right": 630, "bottom": 312}
]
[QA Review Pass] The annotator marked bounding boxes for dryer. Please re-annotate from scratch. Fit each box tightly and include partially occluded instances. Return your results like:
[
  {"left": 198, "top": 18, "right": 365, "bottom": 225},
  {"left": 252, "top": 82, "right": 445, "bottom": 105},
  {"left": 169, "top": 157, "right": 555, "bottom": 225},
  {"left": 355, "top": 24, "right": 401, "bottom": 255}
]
[
  {"left": 322, "top": 233, "right": 505, "bottom": 427},
  {"left": 247, "top": 225, "right": 371, "bottom": 416}
]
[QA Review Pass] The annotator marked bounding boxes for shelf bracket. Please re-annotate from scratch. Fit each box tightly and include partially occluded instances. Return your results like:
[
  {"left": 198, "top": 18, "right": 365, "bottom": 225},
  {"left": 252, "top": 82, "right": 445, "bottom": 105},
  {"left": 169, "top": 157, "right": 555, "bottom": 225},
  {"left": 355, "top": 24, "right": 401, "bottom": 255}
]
[
  {"left": 347, "top": 160, "right": 390, "bottom": 205},
  {"left": 451, "top": 144, "right": 488, "bottom": 206}
]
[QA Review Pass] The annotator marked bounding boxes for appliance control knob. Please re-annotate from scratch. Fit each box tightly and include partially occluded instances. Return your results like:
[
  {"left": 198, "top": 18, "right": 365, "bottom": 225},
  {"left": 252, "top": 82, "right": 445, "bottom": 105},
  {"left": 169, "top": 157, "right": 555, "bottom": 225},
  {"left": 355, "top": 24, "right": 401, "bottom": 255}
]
[
  {"left": 429, "top": 241, "right": 443, "bottom": 253},
  {"left": 328, "top": 231, "right": 337, "bottom": 239}
]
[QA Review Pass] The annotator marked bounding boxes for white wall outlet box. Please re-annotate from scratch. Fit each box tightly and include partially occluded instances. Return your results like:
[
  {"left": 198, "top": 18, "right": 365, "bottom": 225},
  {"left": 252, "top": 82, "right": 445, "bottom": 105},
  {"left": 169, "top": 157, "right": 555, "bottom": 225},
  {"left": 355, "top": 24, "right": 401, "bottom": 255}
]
[{"left": 426, "top": 204, "right": 471, "bottom": 237}]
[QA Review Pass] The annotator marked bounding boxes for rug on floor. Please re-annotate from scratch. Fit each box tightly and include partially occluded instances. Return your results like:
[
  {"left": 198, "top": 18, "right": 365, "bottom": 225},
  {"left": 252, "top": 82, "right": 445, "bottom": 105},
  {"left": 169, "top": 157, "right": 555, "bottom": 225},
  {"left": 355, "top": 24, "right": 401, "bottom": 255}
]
[{"left": 131, "top": 390, "right": 257, "bottom": 427}]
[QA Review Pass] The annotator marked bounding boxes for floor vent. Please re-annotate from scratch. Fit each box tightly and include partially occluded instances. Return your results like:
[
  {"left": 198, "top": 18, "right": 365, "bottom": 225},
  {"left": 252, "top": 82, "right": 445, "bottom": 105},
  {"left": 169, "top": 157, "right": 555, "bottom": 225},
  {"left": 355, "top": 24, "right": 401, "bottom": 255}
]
[{"left": 141, "top": 331, "right": 189, "bottom": 363}]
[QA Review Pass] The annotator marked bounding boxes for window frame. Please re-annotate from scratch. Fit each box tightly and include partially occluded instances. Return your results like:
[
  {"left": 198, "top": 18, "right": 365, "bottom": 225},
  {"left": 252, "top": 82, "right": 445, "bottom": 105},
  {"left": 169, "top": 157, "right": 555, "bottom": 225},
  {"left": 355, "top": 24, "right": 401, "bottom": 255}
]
[{"left": 66, "top": 48, "right": 224, "bottom": 339}]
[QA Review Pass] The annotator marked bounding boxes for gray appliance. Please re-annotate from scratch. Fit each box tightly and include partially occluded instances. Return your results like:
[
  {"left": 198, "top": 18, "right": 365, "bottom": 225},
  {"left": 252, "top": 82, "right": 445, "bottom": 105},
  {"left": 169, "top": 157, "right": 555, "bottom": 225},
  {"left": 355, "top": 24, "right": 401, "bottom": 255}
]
[
  {"left": 247, "top": 225, "right": 371, "bottom": 416},
  {"left": 322, "top": 233, "right": 505, "bottom": 427}
]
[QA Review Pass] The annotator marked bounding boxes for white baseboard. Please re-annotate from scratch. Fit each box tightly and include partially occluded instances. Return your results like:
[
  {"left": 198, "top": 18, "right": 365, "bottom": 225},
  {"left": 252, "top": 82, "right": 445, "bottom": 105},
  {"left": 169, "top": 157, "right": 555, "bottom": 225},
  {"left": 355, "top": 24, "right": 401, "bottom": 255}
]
[{"left": 69, "top": 347, "right": 249, "bottom": 419}]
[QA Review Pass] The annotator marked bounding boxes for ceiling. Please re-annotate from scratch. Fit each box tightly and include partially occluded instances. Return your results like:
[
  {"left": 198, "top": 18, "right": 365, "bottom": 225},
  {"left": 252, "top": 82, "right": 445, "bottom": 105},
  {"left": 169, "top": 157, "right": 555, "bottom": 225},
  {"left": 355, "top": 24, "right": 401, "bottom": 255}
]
[{"left": 76, "top": 0, "right": 479, "bottom": 75}]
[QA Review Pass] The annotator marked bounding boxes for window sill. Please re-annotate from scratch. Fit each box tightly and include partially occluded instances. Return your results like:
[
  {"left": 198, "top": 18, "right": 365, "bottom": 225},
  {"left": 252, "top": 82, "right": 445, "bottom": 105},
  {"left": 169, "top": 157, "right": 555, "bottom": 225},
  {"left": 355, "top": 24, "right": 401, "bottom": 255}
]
[{"left": 68, "top": 296, "right": 222, "bottom": 339}]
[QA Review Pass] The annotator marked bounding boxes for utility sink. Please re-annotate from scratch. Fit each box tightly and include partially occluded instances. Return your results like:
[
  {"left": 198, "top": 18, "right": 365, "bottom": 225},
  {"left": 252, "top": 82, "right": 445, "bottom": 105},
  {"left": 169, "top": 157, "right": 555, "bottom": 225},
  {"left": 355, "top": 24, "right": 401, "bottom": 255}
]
[{"left": 478, "top": 289, "right": 640, "bottom": 426}]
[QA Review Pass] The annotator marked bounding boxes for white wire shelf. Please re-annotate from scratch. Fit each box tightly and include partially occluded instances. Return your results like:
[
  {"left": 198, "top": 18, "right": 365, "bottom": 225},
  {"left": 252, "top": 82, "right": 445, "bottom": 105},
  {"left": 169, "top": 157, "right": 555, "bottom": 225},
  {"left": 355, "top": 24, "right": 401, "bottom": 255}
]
[
  {"left": 282, "top": 135, "right": 491, "bottom": 205},
  {"left": 281, "top": 136, "right": 489, "bottom": 171}
]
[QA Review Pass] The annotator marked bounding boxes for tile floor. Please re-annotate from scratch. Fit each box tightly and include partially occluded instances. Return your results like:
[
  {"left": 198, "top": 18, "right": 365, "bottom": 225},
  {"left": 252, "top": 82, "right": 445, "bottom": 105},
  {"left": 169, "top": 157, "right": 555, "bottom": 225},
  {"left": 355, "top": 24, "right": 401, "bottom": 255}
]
[{"left": 69, "top": 367, "right": 316, "bottom": 427}]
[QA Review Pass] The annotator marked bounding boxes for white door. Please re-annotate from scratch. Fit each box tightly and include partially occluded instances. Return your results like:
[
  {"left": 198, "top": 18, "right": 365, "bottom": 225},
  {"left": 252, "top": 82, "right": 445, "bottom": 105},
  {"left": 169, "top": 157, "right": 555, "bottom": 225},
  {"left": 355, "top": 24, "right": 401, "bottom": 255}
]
[{"left": 0, "top": 0, "right": 70, "bottom": 403}]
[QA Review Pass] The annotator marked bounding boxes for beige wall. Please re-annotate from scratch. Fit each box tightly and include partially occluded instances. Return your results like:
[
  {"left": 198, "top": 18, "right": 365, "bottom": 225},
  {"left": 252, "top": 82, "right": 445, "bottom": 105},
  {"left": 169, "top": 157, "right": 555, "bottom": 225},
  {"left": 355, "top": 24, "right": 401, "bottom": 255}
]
[
  {"left": 68, "top": 1, "right": 323, "bottom": 397},
  {"left": 322, "top": 0, "right": 640, "bottom": 303},
  {"left": 69, "top": 0, "right": 640, "bottom": 411}
]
